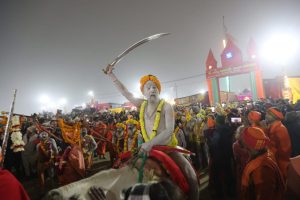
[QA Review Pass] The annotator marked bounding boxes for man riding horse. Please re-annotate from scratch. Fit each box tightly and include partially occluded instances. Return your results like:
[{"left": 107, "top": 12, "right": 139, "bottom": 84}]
[
  {"left": 47, "top": 34, "right": 199, "bottom": 200},
  {"left": 105, "top": 65, "right": 199, "bottom": 200}
]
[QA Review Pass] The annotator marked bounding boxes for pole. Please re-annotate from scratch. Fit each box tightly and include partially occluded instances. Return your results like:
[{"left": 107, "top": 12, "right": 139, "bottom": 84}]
[
  {"left": 0, "top": 89, "right": 17, "bottom": 168},
  {"left": 227, "top": 76, "right": 230, "bottom": 102}
]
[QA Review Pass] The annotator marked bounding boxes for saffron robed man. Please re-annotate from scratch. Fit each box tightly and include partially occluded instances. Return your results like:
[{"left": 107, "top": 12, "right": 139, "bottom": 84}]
[{"left": 105, "top": 65, "right": 199, "bottom": 200}]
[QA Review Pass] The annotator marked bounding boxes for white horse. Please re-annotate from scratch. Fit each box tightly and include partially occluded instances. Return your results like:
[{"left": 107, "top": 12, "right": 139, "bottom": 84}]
[
  {"left": 47, "top": 166, "right": 138, "bottom": 200},
  {"left": 47, "top": 148, "right": 198, "bottom": 200}
]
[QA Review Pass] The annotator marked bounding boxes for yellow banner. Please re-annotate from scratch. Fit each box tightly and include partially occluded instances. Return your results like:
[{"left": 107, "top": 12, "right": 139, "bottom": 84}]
[
  {"left": 109, "top": 107, "right": 123, "bottom": 113},
  {"left": 57, "top": 119, "right": 81, "bottom": 144},
  {"left": 288, "top": 77, "right": 300, "bottom": 103}
]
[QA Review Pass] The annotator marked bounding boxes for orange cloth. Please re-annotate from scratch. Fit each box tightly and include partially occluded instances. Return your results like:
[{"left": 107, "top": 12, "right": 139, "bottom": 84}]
[
  {"left": 207, "top": 117, "right": 215, "bottom": 128},
  {"left": 59, "top": 145, "right": 85, "bottom": 186},
  {"left": 140, "top": 74, "right": 161, "bottom": 93},
  {"left": 247, "top": 111, "right": 261, "bottom": 122},
  {"left": 242, "top": 127, "right": 270, "bottom": 151},
  {"left": 0, "top": 169, "right": 30, "bottom": 200},
  {"left": 241, "top": 151, "right": 284, "bottom": 200},
  {"left": 268, "top": 107, "right": 284, "bottom": 120},
  {"left": 93, "top": 122, "right": 108, "bottom": 156},
  {"left": 268, "top": 120, "right": 291, "bottom": 180}
]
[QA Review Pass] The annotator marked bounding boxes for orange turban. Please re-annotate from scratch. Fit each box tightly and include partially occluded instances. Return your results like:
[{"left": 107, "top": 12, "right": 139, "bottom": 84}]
[
  {"left": 267, "top": 107, "right": 284, "bottom": 120},
  {"left": 248, "top": 111, "right": 261, "bottom": 122},
  {"left": 242, "top": 127, "right": 270, "bottom": 151},
  {"left": 140, "top": 75, "right": 161, "bottom": 93}
]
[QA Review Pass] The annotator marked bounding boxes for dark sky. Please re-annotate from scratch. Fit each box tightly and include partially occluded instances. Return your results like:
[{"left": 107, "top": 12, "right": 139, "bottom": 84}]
[{"left": 1, "top": 0, "right": 300, "bottom": 115}]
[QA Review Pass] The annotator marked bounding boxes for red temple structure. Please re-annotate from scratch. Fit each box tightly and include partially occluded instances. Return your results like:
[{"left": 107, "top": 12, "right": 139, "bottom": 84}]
[{"left": 205, "top": 36, "right": 265, "bottom": 105}]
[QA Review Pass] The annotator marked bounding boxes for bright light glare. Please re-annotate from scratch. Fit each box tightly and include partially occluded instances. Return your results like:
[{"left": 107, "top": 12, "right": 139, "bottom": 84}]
[
  {"left": 59, "top": 98, "right": 67, "bottom": 105},
  {"left": 199, "top": 89, "right": 206, "bottom": 94},
  {"left": 137, "top": 83, "right": 141, "bottom": 91},
  {"left": 167, "top": 99, "right": 176, "bottom": 105},
  {"left": 226, "top": 52, "right": 233, "bottom": 59},
  {"left": 133, "top": 93, "right": 141, "bottom": 98},
  {"left": 261, "top": 33, "right": 299, "bottom": 65},
  {"left": 41, "top": 106, "right": 47, "bottom": 111},
  {"left": 160, "top": 93, "right": 169, "bottom": 100},
  {"left": 88, "top": 91, "right": 94, "bottom": 97},
  {"left": 39, "top": 95, "right": 50, "bottom": 104},
  {"left": 48, "top": 102, "right": 56, "bottom": 109}
]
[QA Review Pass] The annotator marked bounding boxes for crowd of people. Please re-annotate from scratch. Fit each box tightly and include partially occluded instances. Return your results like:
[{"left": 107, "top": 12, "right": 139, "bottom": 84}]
[{"left": 1, "top": 69, "right": 300, "bottom": 200}]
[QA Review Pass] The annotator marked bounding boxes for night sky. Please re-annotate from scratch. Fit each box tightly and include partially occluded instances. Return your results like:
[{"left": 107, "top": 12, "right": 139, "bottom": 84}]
[{"left": 1, "top": 0, "right": 300, "bottom": 114}]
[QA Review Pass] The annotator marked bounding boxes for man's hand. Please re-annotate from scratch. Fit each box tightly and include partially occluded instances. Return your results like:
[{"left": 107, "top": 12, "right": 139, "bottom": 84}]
[
  {"left": 140, "top": 141, "right": 153, "bottom": 156},
  {"left": 103, "top": 64, "right": 114, "bottom": 75}
]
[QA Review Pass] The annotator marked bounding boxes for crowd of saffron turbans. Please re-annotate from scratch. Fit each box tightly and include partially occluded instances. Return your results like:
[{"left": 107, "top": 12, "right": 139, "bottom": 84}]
[{"left": 1, "top": 97, "right": 300, "bottom": 199}]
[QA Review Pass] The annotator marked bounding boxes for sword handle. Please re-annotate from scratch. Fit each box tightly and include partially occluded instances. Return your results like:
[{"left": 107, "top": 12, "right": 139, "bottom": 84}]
[
  {"left": 102, "top": 64, "right": 114, "bottom": 75},
  {"left": 102, "top": 68, "right": 108, "bottom": 74}
]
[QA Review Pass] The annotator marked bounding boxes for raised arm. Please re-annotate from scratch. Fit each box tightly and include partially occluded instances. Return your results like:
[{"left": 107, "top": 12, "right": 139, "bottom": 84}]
[{"left": 106, "top": 65, "right": 143, "bottom": 107}]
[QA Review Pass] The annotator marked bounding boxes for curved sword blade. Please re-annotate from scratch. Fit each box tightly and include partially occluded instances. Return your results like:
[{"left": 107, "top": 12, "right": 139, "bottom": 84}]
[{"left": 109, "top": 33, "right": 170, "bottom": 66}]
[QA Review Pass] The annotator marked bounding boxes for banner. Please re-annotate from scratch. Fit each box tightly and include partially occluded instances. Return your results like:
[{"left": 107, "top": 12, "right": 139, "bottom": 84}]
[
  {"left": 288, "top": 77, "right": 300, "bottom": 103},
  {"left": 57, "top": 119, "right": 81, "bottom": 144}
]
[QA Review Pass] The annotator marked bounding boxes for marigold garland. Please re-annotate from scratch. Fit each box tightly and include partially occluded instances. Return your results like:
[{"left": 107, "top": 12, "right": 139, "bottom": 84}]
[
  {"left": 39, "top": 140, "right": 51, "bottom": 157},
  {"left": 116, "top": 138, "right": 122, "bottom": 154},
  {"left": 123, "top": 130, "right": 139, "bottom": 152},
  {"left": 125, "top": 119, "right": 139, "bottom": 126},
  {"left": 174, "top": 126, "right": 180, "bottom": 135},
  {"left": 116, "top": 123, "right": 126, "bottom": 130},
  {"left": 115, "top": 123, "right": 126, "bottom": 154},
  {"left": 10, "top": 116, "right": 25, "bottom": 152},
  {"left": 139, "top": 100, "right": 165, "bottom": 142},
  {"left": 139, "top": 100, "right": 178, "bottom": 147}
]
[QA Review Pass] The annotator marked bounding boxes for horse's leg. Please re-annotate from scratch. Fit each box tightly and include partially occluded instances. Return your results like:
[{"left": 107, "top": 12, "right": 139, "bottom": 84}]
[{"left": 168, "top": 151, "right": 199, "bottom": 200}]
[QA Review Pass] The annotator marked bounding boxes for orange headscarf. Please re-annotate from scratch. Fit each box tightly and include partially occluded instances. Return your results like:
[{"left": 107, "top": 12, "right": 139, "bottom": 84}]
[
  {"left": 248, "top": 111, "right": 261, "bottom": 122},
  {"left": 140, "top": 75, "right": 161, "bottom": 93},
  {"left": 242, "top": 127, "right": 270, "bottom": 151},
  {"left": 267, "top": 107, "right": 284, "bottom": 121}
]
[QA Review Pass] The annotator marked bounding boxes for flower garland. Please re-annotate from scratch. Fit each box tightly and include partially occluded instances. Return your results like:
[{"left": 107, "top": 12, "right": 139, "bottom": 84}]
[
  {"left": 174, "top": 126, "right": 180, "bottom": 135},
  {"left": 39, "top": 140, "right": 52, "bottom": 158},
  {"left": 125, "top": 119, "right": 139, "bottom": 126},
  {"left": 116, "top": 138, "right": 122, "bottom": 154},
  {"left": 116, "top": 123, "right": 126, "bottom": 130},
  {"left": 124, "top": 119, "right": 139, "bottom": 152},
  {"left": 115, "top": 123, "right": 126, "bottom": 154},
  {"left": 82, "top": 135, "right": 92, "bottom": 155},
  {"left": 139, "top": 99, "right": 165, "bottom": 142},
  {"left": 123, "top": 130, "right": 139, "bottom": 152},
  {"left": 10, "top": 116, "right": 25, "bottom": 152}
]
